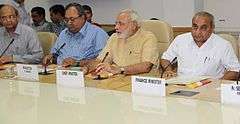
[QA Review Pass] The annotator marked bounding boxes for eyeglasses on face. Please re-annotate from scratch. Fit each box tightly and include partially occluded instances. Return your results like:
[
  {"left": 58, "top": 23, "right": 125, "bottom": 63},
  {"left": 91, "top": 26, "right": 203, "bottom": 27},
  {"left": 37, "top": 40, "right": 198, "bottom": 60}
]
[
  {"left": 115, "top": 20, "right": 131, "bottom": 27},
  {"left": 0, "top": 15, "right": 17, "bottom": 21},
  {"left": 64, "top": 15, "right": 82, "bottom": 23},
  {"left": 192, "top": 24, "right": 210, "bottom": 32}
]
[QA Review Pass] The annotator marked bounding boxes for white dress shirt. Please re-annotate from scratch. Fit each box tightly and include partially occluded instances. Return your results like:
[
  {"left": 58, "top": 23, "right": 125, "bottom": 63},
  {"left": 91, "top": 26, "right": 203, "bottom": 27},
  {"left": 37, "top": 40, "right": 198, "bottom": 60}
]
[{"left": 162, "top": 32, "right": 240, "bottom": 78}]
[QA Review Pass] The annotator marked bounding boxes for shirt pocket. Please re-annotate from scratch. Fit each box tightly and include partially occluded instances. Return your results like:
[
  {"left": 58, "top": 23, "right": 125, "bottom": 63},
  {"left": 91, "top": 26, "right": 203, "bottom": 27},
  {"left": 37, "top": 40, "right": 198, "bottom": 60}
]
[
  {"left": 203, "top": 55, "right": 220, "bottom": 73},
  {"left": 129, "top": 49, "right": 141, "bottom": 60},
  {"left": 13, "top": 42, "right": 27, "bottom": 55}
]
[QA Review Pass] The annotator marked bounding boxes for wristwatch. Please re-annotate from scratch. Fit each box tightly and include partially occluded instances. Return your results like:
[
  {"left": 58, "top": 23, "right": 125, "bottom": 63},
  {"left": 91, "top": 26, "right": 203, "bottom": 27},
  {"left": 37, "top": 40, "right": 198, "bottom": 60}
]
[{"left": 120, "top": 67, "right": 125, "bottom": 74}]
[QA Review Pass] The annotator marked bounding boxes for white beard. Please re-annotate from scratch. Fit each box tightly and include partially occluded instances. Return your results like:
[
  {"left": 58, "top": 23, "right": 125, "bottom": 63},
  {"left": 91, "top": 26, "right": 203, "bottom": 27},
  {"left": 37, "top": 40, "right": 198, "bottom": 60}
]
[{"left": 116, "top": 28, "right": 131, "bottom": 39}]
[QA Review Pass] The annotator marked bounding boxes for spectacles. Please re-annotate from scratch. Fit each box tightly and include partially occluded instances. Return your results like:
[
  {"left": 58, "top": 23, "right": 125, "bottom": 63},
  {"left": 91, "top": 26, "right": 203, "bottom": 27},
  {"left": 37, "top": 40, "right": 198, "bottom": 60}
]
[
  {"left": 115, "top": 21, "right": 131, "bottom": 26},
  {"left": 0, "top": 15, "right": 17, "bottom": 21},
  {"left": 192, "top": 24, "right": 210, "bottom": 31},
  {"left": 64, "top": 16, "right": 81, "bottom": 23}
]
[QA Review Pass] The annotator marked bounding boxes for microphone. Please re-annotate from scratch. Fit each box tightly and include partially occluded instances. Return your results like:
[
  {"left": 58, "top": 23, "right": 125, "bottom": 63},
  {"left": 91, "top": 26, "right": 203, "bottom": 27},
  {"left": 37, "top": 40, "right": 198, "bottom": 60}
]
[
  {"left": 236, "top": 70, "right": 240, "bottom": 85},
  {"left": 160, "top": 57, "right": 177, "bottom": 78},
  {"left": 39, "top": 43, "right": 66, "bottom": 75},
  {"left": 0, "top": 39, "right": 14, "bottom": 58}
]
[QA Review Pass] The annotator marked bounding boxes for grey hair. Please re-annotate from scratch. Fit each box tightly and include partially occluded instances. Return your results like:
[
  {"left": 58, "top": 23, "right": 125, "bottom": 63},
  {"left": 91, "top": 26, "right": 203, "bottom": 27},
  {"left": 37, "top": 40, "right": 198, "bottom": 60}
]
[
  {"left": 0, "top": 4, "right": 19, "bottom": 16},
  {"left": 65, "top": 3, "right": 85, "bottom": 16},
  {"left": 192, "top": 11, "right": 215, "bottom": 28},
  {"left": 119, "top": 9, "right": 141, "bottom": 27}
]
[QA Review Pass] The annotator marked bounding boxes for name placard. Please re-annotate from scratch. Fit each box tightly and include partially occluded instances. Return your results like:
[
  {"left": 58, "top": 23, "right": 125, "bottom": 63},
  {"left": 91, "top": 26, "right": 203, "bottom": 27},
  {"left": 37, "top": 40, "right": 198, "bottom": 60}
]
[
  {"left": 221, "top": 83, "right": 240, "bottom": 105},
  {"left": 56, "top": 69, "right": 84, "bottom": 88},
  {"left": 16, "top": 64, "right": 39, "bottom": 81},
  {"left": 132, "top": 76, "right": 166, "bottom": 96}
]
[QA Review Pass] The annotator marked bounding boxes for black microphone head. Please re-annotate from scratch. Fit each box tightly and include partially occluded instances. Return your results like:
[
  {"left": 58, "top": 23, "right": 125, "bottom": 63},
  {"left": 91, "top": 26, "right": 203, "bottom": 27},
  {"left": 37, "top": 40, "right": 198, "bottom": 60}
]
[
  {"left": 172, "top": 57, "right": 177, "bottom": 62},
  {"left": 105, "top": 52, "right": 109, "bottom": 56},
  {"left": 170, "top": 57, "right": 177, "bottom": 64},
  {"left": 60, "top": 43, "right": 66, "bottom": 49},
  {"left": 10, "top": 39, "right": 14, "bottom": 44}
]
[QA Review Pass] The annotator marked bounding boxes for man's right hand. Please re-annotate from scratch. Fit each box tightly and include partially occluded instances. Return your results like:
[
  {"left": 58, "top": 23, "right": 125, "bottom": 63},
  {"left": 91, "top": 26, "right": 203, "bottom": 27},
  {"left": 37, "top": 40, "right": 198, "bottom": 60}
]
[
  {"left": 0, "top": 55, "right": 13, "bottom": 65},
  {"left": 42, "top": 54, "right": 53, "bottom": 66},
  {"left": 94, "top": 63, "right": 120, "bottom": 75}
]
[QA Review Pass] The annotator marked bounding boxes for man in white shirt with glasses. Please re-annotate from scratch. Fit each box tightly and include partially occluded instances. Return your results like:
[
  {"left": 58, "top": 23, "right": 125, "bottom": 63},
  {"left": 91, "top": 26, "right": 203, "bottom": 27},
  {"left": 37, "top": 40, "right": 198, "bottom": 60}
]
[{"left": 161, "top": 11, "right": 240, "bottom": 80}]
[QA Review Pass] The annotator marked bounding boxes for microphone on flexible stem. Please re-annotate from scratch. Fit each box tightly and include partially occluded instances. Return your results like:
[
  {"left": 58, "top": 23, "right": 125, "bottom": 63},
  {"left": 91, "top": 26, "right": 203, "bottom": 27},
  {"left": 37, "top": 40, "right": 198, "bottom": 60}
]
[
  {"left": 236, "top": 70, "right": 240, "bottom": 85},
  {"left": 160, "top": 57, "right": 177, "bottom": 78},
  {"left": 0, "top": 39, "right": 14, "bottom": 58},
  {"left": 39, "top": 43, "right": 66, "bottom": 75}
]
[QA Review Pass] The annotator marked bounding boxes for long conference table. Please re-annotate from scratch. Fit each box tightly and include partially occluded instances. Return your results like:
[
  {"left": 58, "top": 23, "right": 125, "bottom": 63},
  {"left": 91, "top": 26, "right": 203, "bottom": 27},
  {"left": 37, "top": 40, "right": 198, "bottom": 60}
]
[{"left": 0, "top": 64, "right": 240, "bottom": 124}]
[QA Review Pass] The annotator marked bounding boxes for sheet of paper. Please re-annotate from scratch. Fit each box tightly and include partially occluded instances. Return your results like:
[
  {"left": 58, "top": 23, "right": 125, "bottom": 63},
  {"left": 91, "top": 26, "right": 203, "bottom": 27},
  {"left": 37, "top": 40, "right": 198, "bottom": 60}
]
[{"left": 166, "top": 75, "right": 212, "bottom": 84}]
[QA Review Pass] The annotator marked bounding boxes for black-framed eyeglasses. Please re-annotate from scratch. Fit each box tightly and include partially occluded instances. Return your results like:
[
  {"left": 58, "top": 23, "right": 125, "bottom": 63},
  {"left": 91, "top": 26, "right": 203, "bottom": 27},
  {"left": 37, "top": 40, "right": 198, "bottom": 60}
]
[
  {"left": 64, "top": 16, "right": 81, "bottom": 23},
  {"left": 0, "top": 15, "right": 17, "bottom": 21}
]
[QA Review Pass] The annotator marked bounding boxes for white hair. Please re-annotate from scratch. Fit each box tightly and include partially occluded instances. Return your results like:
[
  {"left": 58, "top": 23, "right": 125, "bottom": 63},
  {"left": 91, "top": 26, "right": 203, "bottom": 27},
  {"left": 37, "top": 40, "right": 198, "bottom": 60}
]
[{"left": 119, "top": 9, "right": 141, "bottom": 27}]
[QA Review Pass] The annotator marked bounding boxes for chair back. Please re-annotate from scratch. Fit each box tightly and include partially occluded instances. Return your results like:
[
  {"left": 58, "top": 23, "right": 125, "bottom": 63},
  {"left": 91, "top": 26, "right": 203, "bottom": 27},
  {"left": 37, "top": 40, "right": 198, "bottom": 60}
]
[
  {"left": 218, "top": 33, "right": 239, "bottom": 59},
  {"left": 37, "top": 32, "right": 57, "bottom": 56},
  {"left": 141, "top": 20, "right": 174, "bottom": 56}
]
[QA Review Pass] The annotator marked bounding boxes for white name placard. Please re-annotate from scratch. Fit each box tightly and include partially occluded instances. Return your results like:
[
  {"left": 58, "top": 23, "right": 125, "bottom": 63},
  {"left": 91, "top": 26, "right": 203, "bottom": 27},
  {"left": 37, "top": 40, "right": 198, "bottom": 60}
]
[
  {"left": 132, "top": 76, "right": 166, "bottom": 96},
  {"left": 221, "top": 83, "right": 240, "bottom": 105},
  {"left": 16, "top": 64, "right": 39, "bottom": 81},
  {"left": 56, "top": 69, "right": 84, "bottom": 88}
]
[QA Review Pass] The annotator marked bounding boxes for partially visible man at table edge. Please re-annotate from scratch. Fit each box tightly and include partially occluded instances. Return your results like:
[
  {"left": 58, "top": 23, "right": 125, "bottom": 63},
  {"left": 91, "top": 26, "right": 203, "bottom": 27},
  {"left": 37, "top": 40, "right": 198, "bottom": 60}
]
[
  {"left": 0, "top": 4, "right": 43, "bottom": 65},
  {"left": 160, "top": 11, "right": 240, "bottom": 80}
]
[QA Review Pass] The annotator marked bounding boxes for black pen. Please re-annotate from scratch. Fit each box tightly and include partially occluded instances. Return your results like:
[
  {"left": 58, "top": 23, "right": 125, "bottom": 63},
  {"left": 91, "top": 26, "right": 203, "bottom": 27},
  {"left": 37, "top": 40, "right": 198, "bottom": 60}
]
[
  {"left": 101, "top": 52, "right": 109, "bottom": 63},
  {"left": 88, "top": 52, "right": 109, "bottom": 74},
  {"left": 204, "top": 57, "right": 207, "bottom": 63}
]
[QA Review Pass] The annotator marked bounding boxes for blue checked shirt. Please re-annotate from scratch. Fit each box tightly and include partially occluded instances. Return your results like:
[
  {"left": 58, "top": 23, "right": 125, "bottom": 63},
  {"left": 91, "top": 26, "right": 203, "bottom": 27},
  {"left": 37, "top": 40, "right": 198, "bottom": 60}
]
[{"left": 51, "top": 22, "right": 109, "bottom": 64}]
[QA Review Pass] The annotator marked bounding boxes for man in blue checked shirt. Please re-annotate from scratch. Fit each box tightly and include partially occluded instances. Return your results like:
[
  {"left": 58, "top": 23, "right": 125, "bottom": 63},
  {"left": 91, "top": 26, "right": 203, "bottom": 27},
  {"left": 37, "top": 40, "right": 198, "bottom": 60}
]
[{"left": 43, "top": 3, "right": 108, "bottom": 67}]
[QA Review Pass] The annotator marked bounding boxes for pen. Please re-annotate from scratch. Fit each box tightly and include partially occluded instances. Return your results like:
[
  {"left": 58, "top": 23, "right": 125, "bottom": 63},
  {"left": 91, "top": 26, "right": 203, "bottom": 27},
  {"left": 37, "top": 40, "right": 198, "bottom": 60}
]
[
  {"left": 101, "top": 52, "right": 109, "bottom": 63},
  {"left": 88, "top": 52, "right": 109, "bottom": 74},
  {"left": 204, "top": 57, "right": 207, "bottom": 63}
]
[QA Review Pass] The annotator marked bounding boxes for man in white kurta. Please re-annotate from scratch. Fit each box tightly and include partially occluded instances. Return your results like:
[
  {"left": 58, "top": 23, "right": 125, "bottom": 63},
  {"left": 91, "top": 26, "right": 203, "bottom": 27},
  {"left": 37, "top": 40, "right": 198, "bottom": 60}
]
[
  {"left": 161, "top": 11, "right": 240, "bottom": 80},
  {"left": 162, "top": 32, "right": 239, "bottom": 78}
]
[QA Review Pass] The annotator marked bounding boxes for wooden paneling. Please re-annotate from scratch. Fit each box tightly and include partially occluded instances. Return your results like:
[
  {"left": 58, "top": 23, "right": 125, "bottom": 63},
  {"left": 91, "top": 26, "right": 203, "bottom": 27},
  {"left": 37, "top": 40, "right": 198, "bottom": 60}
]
[{"left": 172, "top": 27, "right": 192, "bottom": 38}]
